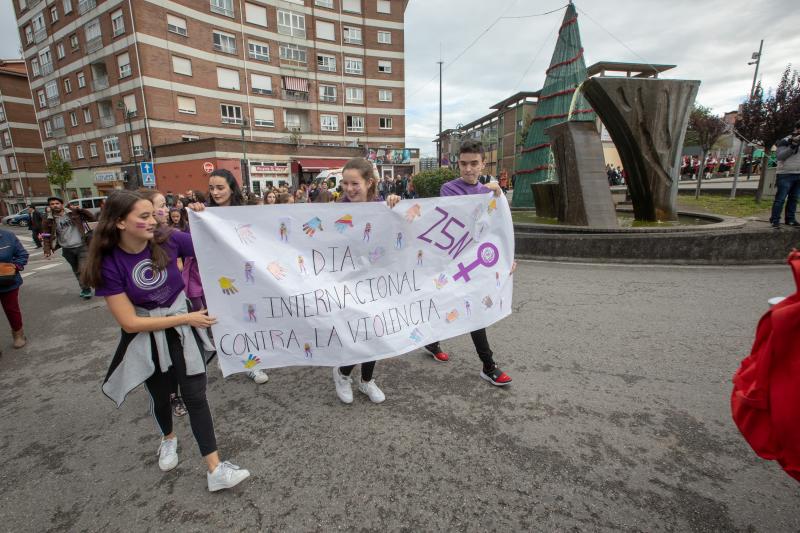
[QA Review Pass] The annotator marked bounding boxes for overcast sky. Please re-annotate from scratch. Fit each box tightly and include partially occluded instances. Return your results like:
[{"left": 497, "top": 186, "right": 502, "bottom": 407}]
[{"left": 2, "top": 0, "right": 798, "bottom": 156}]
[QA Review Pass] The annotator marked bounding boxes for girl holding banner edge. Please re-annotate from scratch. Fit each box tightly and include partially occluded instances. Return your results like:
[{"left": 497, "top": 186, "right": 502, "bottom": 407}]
[
  {"left": 82, "top": 191, "right": 251, "bottom": 492},
  {"left": 332, "top": 157, "right": 402, "bottom": 404}
]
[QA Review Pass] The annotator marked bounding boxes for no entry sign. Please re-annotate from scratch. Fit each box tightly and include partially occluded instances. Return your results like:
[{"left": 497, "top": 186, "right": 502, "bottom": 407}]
[{"left": 203, "top": 161, "right": 215, "bottom": 173}]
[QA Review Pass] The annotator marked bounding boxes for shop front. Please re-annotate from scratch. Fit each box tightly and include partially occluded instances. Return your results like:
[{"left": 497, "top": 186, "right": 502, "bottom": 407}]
[
  {"left": 249, "top": 162, "right": 291, "bottom": 195},
  {"left": 93, "top": 167, "right": 126, "bottom": 196},
  {"left": 292, "top": 158, "right": 351, "bottom": 186}
]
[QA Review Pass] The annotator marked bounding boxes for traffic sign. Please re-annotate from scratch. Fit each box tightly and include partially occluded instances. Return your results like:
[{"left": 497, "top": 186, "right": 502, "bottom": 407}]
[
  {"left": 203, "top": 161, "right": 214, "bottom": 173},
  {"left": 140, "top": 161, "right": 156, "bottom": 187}
]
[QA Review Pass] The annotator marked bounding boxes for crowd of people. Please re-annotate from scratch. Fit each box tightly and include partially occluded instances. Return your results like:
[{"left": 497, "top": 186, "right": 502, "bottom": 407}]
[{"left": 5, "top": 139, "right": 514, "bottom": 493}]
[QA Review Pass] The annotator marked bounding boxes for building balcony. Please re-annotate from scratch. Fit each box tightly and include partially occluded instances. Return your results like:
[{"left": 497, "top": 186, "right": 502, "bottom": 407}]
[
  {"left": 99, "top": 116, "right": 115, "bottom": 128},
  {"left": 105, "top": 154, "right": 122, "bottom": 164},
  {"left": 92, "top": 76, "right": 109, "bottom": 91},
  {"left": 213, "top": 43, "right": 237, "bottom": 55},
  {"left": 78, "top": 0, "right": 96, "bottom": 15},
  {"left": 319, "top": 95, "right": 336, "bottom": 103},
  {"left": 51, "top": 127, "right": 66, "bottom": 138},
  {"left": 46, "top": 95, "right": 60, "bottom": 107},
  {"left": 282, "top": 90, "right": 309, "bottom": 102},
  {"left": 40, "top": 62, "right": 54, "bottom": 76},
  {"left": 29, "top": 0, "right": 44, "bottom": 6},
  {"left": 33, "top": 28, "right": 48, "bottom": 44},
  {"left": 86, "top": 36, "right": 103, "bottom": 54}
]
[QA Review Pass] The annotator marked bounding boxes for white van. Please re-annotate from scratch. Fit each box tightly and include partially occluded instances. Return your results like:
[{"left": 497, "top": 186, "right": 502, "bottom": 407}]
[
  {"left": 68, "top": 196, "right": 107, "bottom": 216},
  {"left": 314, "top": 168, "right": 344, "bottom": 189}
]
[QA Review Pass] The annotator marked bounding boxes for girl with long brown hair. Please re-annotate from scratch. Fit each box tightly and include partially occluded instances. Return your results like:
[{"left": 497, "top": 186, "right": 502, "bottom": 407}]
[{"left": 82, "top": 190, "right": 250, "bottom": 492}]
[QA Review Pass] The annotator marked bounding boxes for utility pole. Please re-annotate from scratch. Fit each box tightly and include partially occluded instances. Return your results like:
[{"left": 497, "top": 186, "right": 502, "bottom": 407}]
[
  {"left": 730, "top": 39, "right": 763, "bottom": 199},
  {"left": 117, "top": 101, "right": 139, "bottom": 187},
  {"left": 437, "top": 59, "right": 443, "bottom": 168},
  {"left": 240, "top": 119, "right": 250, "bottom": 193}
]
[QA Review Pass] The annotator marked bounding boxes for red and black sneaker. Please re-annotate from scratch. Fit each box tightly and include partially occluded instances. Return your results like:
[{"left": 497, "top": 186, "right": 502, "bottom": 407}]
[
  {"left": 425, "top": 343, "right": 450, "bottom": 363},
  {"left": 480, "top": 366, "right": 512, "bottom": 386}
]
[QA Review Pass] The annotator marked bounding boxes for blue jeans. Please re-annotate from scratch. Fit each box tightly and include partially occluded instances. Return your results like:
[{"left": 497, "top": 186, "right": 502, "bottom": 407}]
[{"left": 770, "top": 173, "right": 800, "bottom": 224}]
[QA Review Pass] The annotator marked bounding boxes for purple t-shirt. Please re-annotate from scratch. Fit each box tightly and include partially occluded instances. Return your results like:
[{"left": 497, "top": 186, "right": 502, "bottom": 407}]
[
  {"left": 95, "top": 230, "right": 194, "bottom": 310},
  {"left": 440, "top": 178, "right": 491, "bottom": 196}
]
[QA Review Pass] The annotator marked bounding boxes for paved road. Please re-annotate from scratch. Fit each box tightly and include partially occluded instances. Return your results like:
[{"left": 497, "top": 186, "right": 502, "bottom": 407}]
[{"left": 1, "top": 225, "right": 798, "bottom": 532}]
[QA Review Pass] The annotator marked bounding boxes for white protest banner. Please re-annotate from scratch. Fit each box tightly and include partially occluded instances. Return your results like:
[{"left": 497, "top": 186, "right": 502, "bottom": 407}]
[{"left": 189, "top": 193, "right": 514, "bottom": 376}]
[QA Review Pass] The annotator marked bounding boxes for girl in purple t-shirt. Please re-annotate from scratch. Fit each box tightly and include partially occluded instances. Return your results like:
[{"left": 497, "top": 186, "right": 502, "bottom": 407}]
[{"left": 82, "top": 191, "right": 250, "bottom": 492}]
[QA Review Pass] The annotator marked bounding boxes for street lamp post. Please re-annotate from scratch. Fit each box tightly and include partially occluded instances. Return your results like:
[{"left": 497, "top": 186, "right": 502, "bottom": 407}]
[
  {"left": 730, "top": 39, "right": 763, "bottom": 199},
  {"left": 117, "top": 101, "right": 138, "bottom": 186},
  {"left": 240, "top": 119, "right": 250, "bottom": 193}
]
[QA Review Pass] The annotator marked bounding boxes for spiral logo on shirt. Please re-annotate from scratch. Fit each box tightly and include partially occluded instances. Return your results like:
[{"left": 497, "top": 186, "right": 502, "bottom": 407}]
[{"left": 131, "top": 259, "right": 167, "bottom": 291}]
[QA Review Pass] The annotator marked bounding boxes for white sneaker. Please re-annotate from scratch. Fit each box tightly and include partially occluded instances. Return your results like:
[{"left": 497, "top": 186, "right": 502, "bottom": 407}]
[
  {"left": 332, "top": 368, "right": 353, "bottom": 404},
  {"left": 358, "top": 379, "right": 385, "bottom": 404},
  {"left": 207, "top": 461, "right": 251, "bottom": 492},
  {"left": 247, "top": 369, "right": 269, "bottom": 384},
  {"left": 157, "top": 437, "right": 178, "bottom": 471}
]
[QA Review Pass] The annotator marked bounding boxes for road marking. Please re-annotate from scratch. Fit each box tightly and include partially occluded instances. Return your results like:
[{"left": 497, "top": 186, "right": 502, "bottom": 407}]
[
  {"left": 34, "top": 263, "right": 62, "bottom": 271},
  {"left": 21, "top": 272, "right": 35, "bottom": 278}
]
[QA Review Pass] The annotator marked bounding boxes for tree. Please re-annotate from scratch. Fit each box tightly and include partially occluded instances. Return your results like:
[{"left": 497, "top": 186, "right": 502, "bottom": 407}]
[
  {"left": 686, "top": 105, "right": 728, "bottom": 199},
  {"left": 734, "top": 66, "right": 800, "bottom": 201},
  {"left": 46, "top": 152, "right": 72, "bottom": 198},
  {"left": 411, "top": 167, "right": 458, "bottom": 198}
]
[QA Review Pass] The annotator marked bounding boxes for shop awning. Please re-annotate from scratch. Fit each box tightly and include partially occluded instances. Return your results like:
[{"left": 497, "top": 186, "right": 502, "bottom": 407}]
[
  {"left": 295, "top": 158, "right": 347, "bottom": 171},
  {"left": 283, "top": 76, "right": 308, "bottom": 92}
]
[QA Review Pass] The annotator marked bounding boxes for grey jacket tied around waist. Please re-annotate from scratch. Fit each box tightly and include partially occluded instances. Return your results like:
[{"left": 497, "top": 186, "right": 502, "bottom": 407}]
[{"left": 102, "top": 293, "right": 215, "bottom": 407}]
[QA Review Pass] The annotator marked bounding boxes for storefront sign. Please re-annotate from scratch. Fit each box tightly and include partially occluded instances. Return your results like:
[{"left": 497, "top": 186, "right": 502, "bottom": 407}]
[
  {"left": 94, "top": 172, "right": 118, "bottom": 183},
  {"left": 251, "top": 165, "right": 288, "bottom": 173}
]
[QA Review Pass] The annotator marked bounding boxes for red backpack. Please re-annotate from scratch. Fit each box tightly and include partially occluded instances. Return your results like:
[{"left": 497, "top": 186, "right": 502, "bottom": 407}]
[{"left": 731, "top": 251, "right": 800, "bottom": 482}]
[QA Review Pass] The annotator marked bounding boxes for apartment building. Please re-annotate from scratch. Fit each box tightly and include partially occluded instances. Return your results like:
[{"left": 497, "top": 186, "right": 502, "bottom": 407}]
[
  {"left": 14, "top": 0, "right": 408, "bottom": 194},
  {"left": 0, "top": 59, "right": 49, "bottom": 215}
]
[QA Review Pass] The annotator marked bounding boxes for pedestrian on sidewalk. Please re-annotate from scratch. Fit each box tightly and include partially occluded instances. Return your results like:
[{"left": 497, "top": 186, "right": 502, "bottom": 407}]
[
  {"left": 42, "top": 196, "right": 95, "bottom": 299},
  {"left": 770, "top": 121, "right": 800, "bottom": 229},
  {"left": 27, "top": 205, "right": 43, "bottom": 248},
  {"left": 0, "top": 227, "right": 28, "bottom": 353},
  {"left": 82, "top": 190, "right": 250, "bottom": 492}
]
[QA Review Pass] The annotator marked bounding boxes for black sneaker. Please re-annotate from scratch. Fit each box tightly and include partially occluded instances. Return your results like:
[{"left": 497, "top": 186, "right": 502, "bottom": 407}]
[
  {"left": 772, "top": 223, "right": 781, "bottom": 230},
  {"left": 787, "top": 221, "right": 800, "bottom": 228},
  {"left": 80, "top": 288, "right": 92, "bottom": 299}
]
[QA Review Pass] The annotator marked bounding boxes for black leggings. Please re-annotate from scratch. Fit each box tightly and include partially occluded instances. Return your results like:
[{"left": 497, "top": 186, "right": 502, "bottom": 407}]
[
  {"left": 144, "top": 328, "right": 217, "bottom": 456},
  {"left": 426, "top": 328, "right": 495, "bottom": 372},
  {"left": 340, "top": 361, "right": 375, "bottom": 382}
]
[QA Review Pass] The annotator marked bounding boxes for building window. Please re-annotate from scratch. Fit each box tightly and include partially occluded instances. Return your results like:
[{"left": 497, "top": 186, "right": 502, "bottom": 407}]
[
  {"left": 2, "top": 132, "right": 11, "bottom": 147},
  {"left": 45, "top": 80, "right": 59, "bottom": 102},
  {"left": 84, "top": 18, "right": 102, "bottom": 51},
  {"left": 320, "top": 114, "right": 338, "bottom": 131},
  {"left": 342, "top": 0, "right": 360, "bottom": 13},
  {"left": 319, "top": 84, "right": 336, "bottom": 102},
  {"left": 58, "top": 144, "right": 71, "bottom": 161},
  {"left": 83, "top": 108, "right": 92, "bottom": 123},
  {"left": 244, "top": 2, "right": 267, "bottom": 26},
  {"left": 277, "top": 10, "right": 306, "bottom": 38},
  {"left": 376, "top": 89, "right": 392, "bottom": 103},
  {"left": 172, "top": 56, "right": 192, "bottom": 76},
  {"left": 182, "top": 135, "right": 199, "bottom": 142},
  {"left": 210, "top": 0, "right": 234, "bottom": 18},
  {"left": 50, "top": 5, "right": 59, "bottom": 23},
  {"left": 248, "top": 41, "right": 269, "bottom": 62},
  {"left": 63, "top": 0, "right": 72, "bottom": 14},
  {"left": 8, "top": 156, "right": 16, "bottom": 171},
  {"left": 345, "top": 87, "right": 363, "bottom": 104},
  {"left": 52, "top": 115, "right": 65, "bottom": 132},
  {"left": 123, "top": 93, "right": 137, "bottom": 116},
  {"left": 379, "top": 117, "right": 392, "bottom": 129},
  {"left": 24, "top": 25, "right": 33, "bottom": 45},
  {"left": 111, "top": 9, "right": 125, "bottom": 37},
  {"left": 69, "top": 33, "right": 79, "bottom": 50},
  {"left": 64, "top": 78, "right": 72, "bottom": 93},
  {"left": 378, "top": 60, "right": 392, "bottom": 73},
  {"left": 103, "top": 136, "right": 121, "bottom": 162},
  {"left": 251, "top": 74, "right": 272, "bottom": 95},
  {"left": 31, "top": 58, "right": 40, "bottom": 77},
  {"left": 177, "top": 96, "right": 196, "bottom": 114},
  {"left": 39, "top": 49, "right": 53, "bottom": 74},
  {"left": 279, "top": 44, "right": 307, "bottom": 63},
  {"left": 213, "top": 31, "right": 237, "bottom": 54},
  {"left": 56, "top": 43, "right": 65, "bottom": 59},
  {"left": 317, "top": 54, "right": 336, "bottom": 72},
  {"left": 167, "top": 14, "right": 187, "bottom": 36},
  {"left": 77, "top": 71, "right": 85, "bottom": 88},
  {"left": 220, "top": 104, "right": 243, "bottom": 124},
  {"left": 37, "top": 90, "right": 46, "bottom": 109},
  {"left": 117, "top": 52, "right": 131, "bottom": 78},
  {"left": 344, "top": 57, "right": 362, "bottom": 75},
  {"left": 43, "top": 119, "right": 52, "bottom": 137},
  {"left": 284, "top": 111, "right": 302, "bottom": 130},
  {"left": 253, "top": 108, "right": 274, "bottom": 127},
  {"left": 315, "top": 0, "right": 333, "bottom": 6},
  {"left": 0, "top": 106, "right": 5, "bottom": 122},
  {"left": 217, "top": 67, "right": 240, "bottom": 90},
  {"left": 377, "top": 30, "right": 391, "bottom": 44},
  {"left": 31, "top": 13, "right": 46, "bottom": 43},
  {"left": 343, "top": 26, "right": 362, "bottom": 44},
  {"left": 76, "top": 144, "right": 84, "bottom": 159},
  {"left": 376, "top": 0, "right": 390, "bottom": 13},
  {"left": 316, "top": 20, "right": 335, "bottom": 41},
  {"left": 89, "top": 142, "right": 98, "bottom": 157},
  {"left": 346, "top": 115, "right": 364, "bottom": 132},
  {"left": 69, "top": 111, "right": 78, "bottom": 126},
  {"left": 132, "top": 134, "right": 144, "bottom": 156}
]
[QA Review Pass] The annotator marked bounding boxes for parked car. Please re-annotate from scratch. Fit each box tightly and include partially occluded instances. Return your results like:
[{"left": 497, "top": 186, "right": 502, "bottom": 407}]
[
  {"left": 7, "top": 206, "right": 46, "bottom": 227},
  {"left": 2, "top": 214, "right": 17, "bottom": 225},
  {"left": 67, "top": 196, "right": 106, "bottom": 217}
]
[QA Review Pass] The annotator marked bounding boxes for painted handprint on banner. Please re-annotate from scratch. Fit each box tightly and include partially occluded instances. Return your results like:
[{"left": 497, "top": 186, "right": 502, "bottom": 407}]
[
  {"left": 445, "top": 309, "right": 459, "bottom": 323},
  {"left": 487, "top": 198, "right": 497, "bottom": 214},
  {"left": 267, "top": 261, "right": 287, "bottom": 280},
  {"left": 335, "top": 214, "right": 354, "bottom": 233},
  {"left": 404, "top": 204, "right": 421, "bottom": 222},
  {"left": 302, "top": 217, "right": 323, "bottom": 236},
  {"left": 482, "top": 295, "right": 493, "bottom": 309},
  {"left": 409, "top": 328, "right": 424, "bottom": 343},
  {"left": 242, "top": 354, "right": 261, "bottom": 369},
  {"left": 434, "top": 273, "right": 448, "bottom": 289},
  {"left": 368, "top": 246, "right": 385, "bottom": 264},
  {"left": 218, "top": 276, "right": 238, "bottom": 295},
  {"left": 235, "top": 224, "right": 256, "bottom": 245}
]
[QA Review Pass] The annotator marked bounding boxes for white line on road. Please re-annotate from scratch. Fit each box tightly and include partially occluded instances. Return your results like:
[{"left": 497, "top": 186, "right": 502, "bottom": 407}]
[
  {"left": 21, "top": 272, "right": 35, "bottom": 278},
  {"left": 34, "top": 263, "right": 62, "bottom": 271}
]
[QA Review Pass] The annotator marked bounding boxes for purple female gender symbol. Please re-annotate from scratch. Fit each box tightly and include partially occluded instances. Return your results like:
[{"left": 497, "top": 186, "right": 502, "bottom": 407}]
[{"left": 452, "top": 242, "right": 499, "bottom": 283}]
